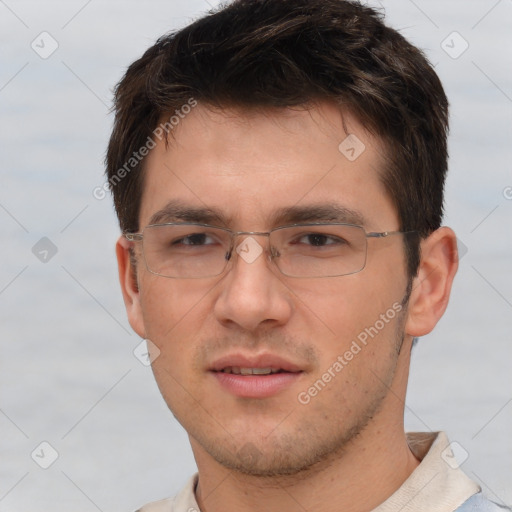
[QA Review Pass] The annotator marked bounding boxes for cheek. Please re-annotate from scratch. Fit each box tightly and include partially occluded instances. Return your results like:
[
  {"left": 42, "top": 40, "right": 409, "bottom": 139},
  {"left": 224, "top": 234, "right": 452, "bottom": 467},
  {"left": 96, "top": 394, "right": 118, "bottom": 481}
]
[
  {"left": 297, "top": 284, "right": 406, "bottom": 404},
  {"left": 292, "top": 274, "right": 401, "bottom": 334},
  {"left": 138, "top": 277, "right": 213, "bottom": 350},
  {"left": 290, "top": 271, "right": 407, "bottom": 371},
  {"left": 139, "top": 279, "right": 213, "bottom": 405}
]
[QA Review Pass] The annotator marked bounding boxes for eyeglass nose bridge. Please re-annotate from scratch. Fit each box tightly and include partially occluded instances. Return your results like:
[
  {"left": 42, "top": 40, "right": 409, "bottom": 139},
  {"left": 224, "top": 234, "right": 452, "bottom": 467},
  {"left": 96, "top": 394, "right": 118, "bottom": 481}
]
[{"left": 225, "top": 231, "right": 279, "bottom": 267}]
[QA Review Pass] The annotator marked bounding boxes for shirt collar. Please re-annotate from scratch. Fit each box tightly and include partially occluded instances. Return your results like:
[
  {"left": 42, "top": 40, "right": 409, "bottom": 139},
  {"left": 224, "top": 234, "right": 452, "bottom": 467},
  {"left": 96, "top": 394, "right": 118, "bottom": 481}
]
[{"left": 372, "top": 431, "right": 479, "bottom": 512}]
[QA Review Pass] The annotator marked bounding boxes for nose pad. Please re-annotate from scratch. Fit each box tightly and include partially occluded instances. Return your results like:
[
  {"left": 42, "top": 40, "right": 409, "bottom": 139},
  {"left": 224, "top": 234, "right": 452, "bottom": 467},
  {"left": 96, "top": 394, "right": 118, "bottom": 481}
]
[{"left": 270, "top": 245, "right": 280, "bottom": 260}]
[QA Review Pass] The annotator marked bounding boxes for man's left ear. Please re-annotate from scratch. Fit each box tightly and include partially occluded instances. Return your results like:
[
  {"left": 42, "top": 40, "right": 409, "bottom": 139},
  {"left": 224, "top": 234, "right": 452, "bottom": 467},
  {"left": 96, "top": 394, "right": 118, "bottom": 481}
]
[{"left": 405, "top": 227, "right": 459, "bottom": 337}]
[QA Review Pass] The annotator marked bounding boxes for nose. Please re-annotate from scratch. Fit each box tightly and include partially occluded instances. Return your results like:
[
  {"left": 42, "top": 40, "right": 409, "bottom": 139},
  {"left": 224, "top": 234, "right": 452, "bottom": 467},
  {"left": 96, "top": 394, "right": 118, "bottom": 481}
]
[{"left": 213, "top": 235, "right": 293, "bottom": 331}]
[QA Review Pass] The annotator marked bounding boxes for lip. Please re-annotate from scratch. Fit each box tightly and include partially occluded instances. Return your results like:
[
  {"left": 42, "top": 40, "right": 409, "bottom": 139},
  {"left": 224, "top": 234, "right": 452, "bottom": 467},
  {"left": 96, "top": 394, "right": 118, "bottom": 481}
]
[{"left": 209, "top": 353, "right": 304, "bottom": 398}]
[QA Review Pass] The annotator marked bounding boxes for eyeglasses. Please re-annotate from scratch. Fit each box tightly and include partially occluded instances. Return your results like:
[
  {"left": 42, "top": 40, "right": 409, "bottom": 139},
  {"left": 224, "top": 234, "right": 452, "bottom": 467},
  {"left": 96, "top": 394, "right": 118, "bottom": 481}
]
[{"left": 124, "top": 223, "right": 416, "bottom": 279}]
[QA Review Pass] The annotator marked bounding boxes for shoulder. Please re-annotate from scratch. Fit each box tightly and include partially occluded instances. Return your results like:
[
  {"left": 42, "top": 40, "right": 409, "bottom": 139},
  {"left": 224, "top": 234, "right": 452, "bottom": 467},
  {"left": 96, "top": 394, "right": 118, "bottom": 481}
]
[
  {"left": 133, "top": 497, "right": 175, "bottom": 512},
  {"left": 456, "top": 492, "right": 511, "bottom": 512},
  {"left": 133, "top": 473, "right": 199, "bottom": 512}
]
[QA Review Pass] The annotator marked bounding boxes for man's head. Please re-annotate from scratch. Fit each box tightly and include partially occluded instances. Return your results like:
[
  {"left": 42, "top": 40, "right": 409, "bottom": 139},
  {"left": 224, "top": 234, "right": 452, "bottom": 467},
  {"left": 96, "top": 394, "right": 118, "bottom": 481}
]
[
  {"left": 109, "top": 0, "right": 458, "bottom": 479},
  {"left": 106, "top": 0, "right": 449, "bottom": 279}
]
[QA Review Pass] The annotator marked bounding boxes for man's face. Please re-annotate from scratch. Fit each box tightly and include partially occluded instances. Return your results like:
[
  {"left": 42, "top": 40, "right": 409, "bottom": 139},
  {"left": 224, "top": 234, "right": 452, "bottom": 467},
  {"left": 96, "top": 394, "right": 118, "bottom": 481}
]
[{"left": 123, "top": 102, "right": 412, "bottom": 476}]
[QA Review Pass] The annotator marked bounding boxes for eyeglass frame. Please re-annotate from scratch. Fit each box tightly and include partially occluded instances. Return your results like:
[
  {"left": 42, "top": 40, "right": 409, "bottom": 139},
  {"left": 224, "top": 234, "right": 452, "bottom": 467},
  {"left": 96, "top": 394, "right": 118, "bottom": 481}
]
[{"left": 123, "top": 222, "right": 418, "bottom": 279}]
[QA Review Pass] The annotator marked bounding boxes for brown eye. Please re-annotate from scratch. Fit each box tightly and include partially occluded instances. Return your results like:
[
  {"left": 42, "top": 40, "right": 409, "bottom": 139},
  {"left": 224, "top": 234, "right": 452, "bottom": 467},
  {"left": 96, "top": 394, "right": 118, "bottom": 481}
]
[{"left": 174, "top": 233, "right": 213, "bottom": 246}]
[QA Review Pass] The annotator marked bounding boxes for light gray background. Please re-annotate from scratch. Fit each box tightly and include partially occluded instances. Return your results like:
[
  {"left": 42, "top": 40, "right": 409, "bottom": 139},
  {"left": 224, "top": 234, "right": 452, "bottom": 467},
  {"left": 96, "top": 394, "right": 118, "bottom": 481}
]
[{"left": 1, "top": 0, "right": 511, "bottom": 510}]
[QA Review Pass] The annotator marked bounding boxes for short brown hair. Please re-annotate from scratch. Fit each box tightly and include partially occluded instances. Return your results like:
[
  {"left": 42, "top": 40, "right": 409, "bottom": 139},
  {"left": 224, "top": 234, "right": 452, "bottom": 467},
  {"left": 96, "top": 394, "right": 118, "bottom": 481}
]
[{"left": 106, "top": 0, "right": 449, "bottom": 278}]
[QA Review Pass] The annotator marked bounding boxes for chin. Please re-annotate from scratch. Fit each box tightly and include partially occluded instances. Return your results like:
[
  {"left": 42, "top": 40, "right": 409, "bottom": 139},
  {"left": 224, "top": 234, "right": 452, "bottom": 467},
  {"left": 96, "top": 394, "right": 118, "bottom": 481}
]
[{"left": 198, "top": 428, "right": 355, "bottom": 479}]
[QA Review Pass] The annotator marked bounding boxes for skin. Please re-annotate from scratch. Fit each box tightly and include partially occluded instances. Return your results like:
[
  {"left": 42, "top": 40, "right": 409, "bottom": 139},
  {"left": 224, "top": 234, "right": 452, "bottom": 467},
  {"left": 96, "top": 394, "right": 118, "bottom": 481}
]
[{"left": 117, "top": 101, "right": 458, "bottom": 512}]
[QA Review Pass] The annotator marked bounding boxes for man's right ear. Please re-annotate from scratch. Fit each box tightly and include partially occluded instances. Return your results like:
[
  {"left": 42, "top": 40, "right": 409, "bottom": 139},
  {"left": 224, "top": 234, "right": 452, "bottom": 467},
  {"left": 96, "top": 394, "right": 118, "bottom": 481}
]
[{"left": 116, "top": 236, "right": 146, "bottom": 338}]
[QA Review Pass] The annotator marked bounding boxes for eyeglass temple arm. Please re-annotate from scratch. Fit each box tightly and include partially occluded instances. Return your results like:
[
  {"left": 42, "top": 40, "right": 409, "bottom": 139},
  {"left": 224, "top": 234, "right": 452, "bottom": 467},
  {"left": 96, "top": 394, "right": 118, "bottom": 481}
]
[
  {"left": 366, "top": 230, "right": 417, "bottom": 239},
  {"left": 124, "top": 232, "right": 143, "bottom": 241}
]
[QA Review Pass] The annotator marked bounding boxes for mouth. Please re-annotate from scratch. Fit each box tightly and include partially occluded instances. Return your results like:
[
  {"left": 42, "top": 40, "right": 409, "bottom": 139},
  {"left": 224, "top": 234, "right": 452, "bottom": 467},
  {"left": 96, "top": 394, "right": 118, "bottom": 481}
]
[
  {"left": 218, "top": 367, "right": 293, "bottom": 375},
  {"left": 210, "top": 354, "right": 304, "bottom": 398}
]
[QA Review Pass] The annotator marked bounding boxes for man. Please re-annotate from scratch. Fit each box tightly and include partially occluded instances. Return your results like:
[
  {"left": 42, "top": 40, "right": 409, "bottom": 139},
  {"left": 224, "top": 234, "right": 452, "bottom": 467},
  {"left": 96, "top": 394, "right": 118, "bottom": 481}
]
[{"left": 106, "top": 0, "right": 507, "bottom": 510}]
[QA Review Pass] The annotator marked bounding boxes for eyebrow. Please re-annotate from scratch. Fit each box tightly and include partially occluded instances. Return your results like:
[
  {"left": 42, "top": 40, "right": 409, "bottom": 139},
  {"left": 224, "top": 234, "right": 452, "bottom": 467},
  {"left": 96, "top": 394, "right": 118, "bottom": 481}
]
[
  {"left": 149, "top": 200, "right": 231, "bottom": 226},
  {"left": 148, "top": 200, "right": 367, "bottom": 228},
  {"left": 270, "top": 204, "right": 367, "bottom": 227}
]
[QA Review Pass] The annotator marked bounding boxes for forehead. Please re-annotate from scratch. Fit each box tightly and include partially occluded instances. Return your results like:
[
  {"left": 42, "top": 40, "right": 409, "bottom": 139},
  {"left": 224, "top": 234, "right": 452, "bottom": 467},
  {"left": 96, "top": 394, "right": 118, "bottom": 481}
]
[{"left": 139, "top": 101, "right": 397, "bottom": 230}]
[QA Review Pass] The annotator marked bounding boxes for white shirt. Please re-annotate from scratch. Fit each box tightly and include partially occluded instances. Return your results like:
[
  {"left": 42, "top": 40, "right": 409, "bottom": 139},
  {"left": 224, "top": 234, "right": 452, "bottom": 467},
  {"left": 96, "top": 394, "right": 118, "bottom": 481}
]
[{"left": 137, "top": 431, "right": 481, "bottom": 512}]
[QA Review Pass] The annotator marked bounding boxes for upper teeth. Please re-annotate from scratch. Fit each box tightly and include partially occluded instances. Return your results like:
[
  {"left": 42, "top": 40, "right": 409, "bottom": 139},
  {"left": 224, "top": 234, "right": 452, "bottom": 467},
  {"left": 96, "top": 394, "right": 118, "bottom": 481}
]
[{"left": 222, "top": 367, "right": 280, "bottom": 375}]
